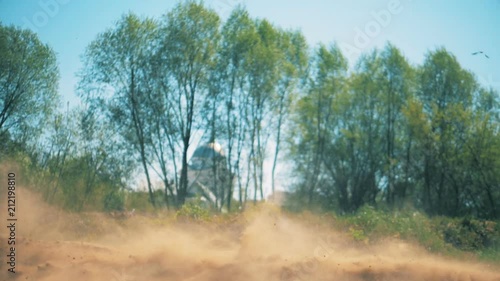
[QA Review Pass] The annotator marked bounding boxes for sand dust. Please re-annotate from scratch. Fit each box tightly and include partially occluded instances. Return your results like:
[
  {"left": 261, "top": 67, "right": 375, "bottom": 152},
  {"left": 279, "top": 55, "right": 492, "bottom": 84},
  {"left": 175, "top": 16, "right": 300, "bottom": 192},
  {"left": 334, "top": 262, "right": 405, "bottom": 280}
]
[{"left": 0, "top": 187, "right": 499, "bottom": 281}]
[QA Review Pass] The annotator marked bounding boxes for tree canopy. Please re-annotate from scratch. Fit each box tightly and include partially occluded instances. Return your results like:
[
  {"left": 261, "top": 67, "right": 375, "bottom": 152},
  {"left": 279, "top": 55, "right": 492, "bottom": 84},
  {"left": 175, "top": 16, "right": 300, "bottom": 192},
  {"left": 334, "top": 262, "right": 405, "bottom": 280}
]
[{"left": 0, "top": 23, "right": 59, "bottom": 147}]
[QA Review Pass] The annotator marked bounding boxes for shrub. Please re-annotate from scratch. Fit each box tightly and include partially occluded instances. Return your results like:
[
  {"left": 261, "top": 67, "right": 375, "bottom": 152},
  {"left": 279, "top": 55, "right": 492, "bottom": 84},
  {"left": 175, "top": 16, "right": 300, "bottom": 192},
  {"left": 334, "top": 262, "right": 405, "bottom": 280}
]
[
  {"left": 103, "top": 191, "right": 125, "bottom": 212},
  {"left": 175, "top": 199, "right": 211, "bottom": 221},
  {"left": 338, "top": 205, "right": 453, "bottom": 253},
  {"left": 438, "top": 218, "right": 498, "bottom": 251}
]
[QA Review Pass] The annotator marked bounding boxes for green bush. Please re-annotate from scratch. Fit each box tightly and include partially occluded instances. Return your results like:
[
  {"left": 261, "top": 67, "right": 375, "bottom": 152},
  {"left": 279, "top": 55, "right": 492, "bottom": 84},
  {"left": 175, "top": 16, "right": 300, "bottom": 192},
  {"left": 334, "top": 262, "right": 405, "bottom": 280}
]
[
  {"left": 103, "top": 191, "right": 125, "bottom": 212},
  {"left": 438, "top": 218, "right": 497, "bottom": 251},
  {"left": 175, "top": 199, "right": 211, "bottom": 221},
  {"left": 334, "top": 205, "right": 500, "bottom": 262},
  {"left": 338, "top": 205, "right": 453, "bottom": 253}
]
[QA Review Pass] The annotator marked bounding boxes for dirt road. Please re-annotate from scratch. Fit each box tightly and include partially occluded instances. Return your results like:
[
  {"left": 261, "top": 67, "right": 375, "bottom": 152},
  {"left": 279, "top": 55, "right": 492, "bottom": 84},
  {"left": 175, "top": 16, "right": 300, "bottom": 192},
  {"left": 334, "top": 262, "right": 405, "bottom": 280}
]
[{"left": 1, "top": 189, "right": 499, "bottom": 281}]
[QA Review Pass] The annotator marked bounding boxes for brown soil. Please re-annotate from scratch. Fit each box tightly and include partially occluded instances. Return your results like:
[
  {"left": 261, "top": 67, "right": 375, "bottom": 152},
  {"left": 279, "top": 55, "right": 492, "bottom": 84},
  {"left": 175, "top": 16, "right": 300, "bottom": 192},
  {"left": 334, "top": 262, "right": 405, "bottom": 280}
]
[{"left": 0, "top": 188, "right": 499, "bottom": 281}]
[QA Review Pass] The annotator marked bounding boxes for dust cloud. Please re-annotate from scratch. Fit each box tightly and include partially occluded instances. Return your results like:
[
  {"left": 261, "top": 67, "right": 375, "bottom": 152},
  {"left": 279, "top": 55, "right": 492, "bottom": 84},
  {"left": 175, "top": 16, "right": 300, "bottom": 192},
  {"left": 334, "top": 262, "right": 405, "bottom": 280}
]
[{"left": 1, "top": 187, "right": 499, "bottom": 281}]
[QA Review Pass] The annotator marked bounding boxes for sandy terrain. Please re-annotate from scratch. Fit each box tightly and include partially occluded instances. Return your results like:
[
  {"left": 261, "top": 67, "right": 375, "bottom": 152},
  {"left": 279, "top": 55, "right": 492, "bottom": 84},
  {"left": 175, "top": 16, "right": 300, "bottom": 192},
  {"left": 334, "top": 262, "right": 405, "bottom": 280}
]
[{"left": 0, "top": 188, "right": 499, "bottom": 281}]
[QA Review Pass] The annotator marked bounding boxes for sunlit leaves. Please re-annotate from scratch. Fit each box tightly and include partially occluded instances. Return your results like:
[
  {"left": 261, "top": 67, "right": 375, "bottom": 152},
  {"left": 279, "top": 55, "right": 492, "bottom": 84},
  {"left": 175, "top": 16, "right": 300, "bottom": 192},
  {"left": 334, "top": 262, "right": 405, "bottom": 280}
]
[{"left": 0, "top": 24, "right": 59, "bottom": 144}]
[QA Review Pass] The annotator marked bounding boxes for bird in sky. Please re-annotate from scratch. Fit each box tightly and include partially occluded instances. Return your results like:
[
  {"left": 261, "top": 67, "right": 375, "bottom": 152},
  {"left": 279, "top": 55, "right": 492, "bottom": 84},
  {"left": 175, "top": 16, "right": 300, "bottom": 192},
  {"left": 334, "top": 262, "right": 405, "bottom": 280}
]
[{"left": 472, "top": 51, "right": 489, "bottom": 58}]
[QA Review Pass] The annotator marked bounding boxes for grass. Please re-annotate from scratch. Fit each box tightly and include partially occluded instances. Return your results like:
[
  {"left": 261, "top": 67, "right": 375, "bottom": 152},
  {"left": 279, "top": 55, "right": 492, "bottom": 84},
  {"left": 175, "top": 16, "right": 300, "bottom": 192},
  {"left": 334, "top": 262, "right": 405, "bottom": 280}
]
[{"left": 333, "top": 205, "right": 500, "bottom": 263}]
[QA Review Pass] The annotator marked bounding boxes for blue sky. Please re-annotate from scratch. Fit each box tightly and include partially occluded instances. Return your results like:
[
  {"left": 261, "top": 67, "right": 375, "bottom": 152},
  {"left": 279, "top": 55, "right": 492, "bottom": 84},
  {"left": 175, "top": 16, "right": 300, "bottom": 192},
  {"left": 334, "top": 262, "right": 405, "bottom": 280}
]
[{"left": 0, "top": 0, "right": 499, "bottom": 108}]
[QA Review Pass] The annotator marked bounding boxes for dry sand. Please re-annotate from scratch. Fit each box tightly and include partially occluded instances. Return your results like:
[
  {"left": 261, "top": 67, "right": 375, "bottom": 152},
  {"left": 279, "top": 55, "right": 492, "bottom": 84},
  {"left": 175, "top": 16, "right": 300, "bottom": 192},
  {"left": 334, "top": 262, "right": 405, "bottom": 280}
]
[{"left": 0, "top": 188, "right": 499, "bottom": 281}]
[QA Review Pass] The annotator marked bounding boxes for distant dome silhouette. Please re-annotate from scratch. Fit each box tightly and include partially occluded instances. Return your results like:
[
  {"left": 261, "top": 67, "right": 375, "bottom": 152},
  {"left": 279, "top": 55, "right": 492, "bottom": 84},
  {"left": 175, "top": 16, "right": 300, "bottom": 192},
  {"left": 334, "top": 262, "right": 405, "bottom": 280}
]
[
  {"left": 191, "top": 142, "right": 225, "bottom": 159},
  {"left": 187, "top": 142, "right": 230, "bottom": 211}
]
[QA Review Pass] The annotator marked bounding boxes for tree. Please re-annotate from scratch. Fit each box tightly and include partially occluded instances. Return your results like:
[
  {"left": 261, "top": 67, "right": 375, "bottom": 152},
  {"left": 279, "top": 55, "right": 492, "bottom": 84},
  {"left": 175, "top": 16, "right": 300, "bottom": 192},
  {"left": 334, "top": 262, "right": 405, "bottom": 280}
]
[
  {"left": 244, "top": 19, "right": 281, "bottom": 203},
  {"left": 335, "top": 51, "right": 385, "bottom": 211},
  {"left": 378, "top": 43, "right": 415, "bottom": 206},
  {"left": 78, "top": 106, "right": 135, "bottom": 211},
  {"left": 290, "top": 43, "right": 348, "bottom": 210},
  {"left": 36, "top": 108, "right": 77, "bottom": 203},
  {"left": 155, "top": 1, "right": 221, "bottom": 206},
  {"left": 78, "top": 13, "right": 158, "bottom": 206},
  {"left": 413, "top": 48, "right": 479, "bottom": 216},
  {"left": 0, "top": 23, "right": 59, "bottom": 151},
  {"left": 270, "top": 29, "right": 308, "bottom": 195},
  {"left": 213, "top": 7, "right": 257, "bottom": 210}
]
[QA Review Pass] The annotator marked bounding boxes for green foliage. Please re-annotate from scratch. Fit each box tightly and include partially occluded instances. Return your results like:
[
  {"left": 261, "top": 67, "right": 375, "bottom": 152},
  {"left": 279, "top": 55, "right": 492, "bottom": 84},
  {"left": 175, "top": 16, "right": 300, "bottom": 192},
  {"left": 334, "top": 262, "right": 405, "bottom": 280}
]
[
  {"left": 124, "top": 191, "right": 155, "bottom": 212},
  {"left": 289, "top": 42, "right": 500, "bottom": 218},
  {"left": 348, "top": 227, "right": 367, "bottom": 242},
  {"left": 0, "top": 23, "right": 59, "bottom": 149},
  {"left": 78, "top": 12, "right": 160, "bottom": 208},
  {"left": 437, "top": 218, "right": 498, "bottom": 251},
  {"left": 339, "top": 205, "right": 453, "bottom": 253},
  {"left": 476, "top": 245, "right": 500, "bottom": 263},
  {"left": 175, "top": 198, "right": 211, "bottom": 221},
  {"left": 103, "top": 191, "right": 125, "bottom": 212},
  {"left": 336, "top": 205, "right": 500, "bottom": 261}
]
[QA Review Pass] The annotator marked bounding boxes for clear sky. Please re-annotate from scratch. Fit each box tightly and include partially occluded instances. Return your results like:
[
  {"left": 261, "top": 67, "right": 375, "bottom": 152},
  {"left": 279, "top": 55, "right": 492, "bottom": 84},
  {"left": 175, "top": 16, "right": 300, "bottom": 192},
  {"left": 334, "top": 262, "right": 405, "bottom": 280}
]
[{"left": 1, "top": 0, "right": 499, "bottom": 193}]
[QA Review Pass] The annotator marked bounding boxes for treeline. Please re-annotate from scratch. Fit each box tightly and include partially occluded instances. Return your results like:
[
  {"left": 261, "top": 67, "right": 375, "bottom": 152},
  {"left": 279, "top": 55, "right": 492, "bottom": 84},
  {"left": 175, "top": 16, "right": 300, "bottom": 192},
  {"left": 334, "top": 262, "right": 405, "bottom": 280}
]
[
  {"left": 290, "top": 45, "right": 499, "bottom": 219},
  {"left": 0, "top": 1, "right": 498, "bottom": 218}
]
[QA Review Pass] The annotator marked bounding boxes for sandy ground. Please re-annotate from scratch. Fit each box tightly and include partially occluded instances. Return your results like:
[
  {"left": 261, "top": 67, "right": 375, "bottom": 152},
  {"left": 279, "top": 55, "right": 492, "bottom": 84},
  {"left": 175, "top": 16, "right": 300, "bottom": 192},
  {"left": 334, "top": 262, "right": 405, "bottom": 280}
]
[{"left": 0, "top": 188, "right": 499, "bottom": 281}]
